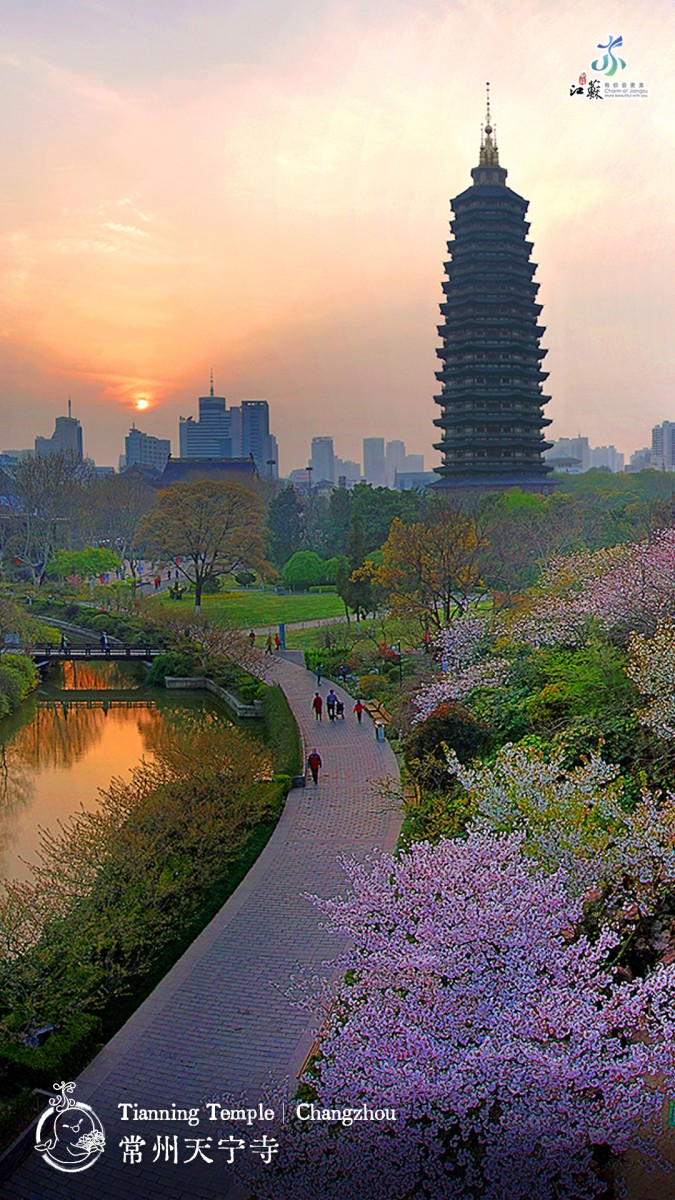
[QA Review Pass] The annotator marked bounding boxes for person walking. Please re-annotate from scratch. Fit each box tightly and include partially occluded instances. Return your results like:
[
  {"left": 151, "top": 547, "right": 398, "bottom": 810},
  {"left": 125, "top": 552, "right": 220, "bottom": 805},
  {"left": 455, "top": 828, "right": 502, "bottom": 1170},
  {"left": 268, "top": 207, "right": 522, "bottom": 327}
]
[
  {"left": 316, "top": 662, "right": 322, "bottom": 685},
  {"left": 326, "top": 689, "right": 338, "bottom": 721},
  {"left": 307, "top": 749, "right": 322, "bottom": 786},
  {"left": 339, "top": 662, "right": 348, "bottom": 685},
  {"left": 312, "top": 692, "right": 323, "bottom": 721},
  {"left": 248, "top": 629, "right": 256, "bottom": 648},
  {"left": 100, "top": 631, "right": 109, "bottom": 654},
  {"left": 353, "top": 698, "right": 365, "bottom": 724},
  {"left": 265, "top": 634, "right": 273, "bottom": 656},
  {"left": 274, "top": 632, "right": 281, "bottom": 652},
  {"left": 60, "top": 632, "right": 69, "bottom": 653}
]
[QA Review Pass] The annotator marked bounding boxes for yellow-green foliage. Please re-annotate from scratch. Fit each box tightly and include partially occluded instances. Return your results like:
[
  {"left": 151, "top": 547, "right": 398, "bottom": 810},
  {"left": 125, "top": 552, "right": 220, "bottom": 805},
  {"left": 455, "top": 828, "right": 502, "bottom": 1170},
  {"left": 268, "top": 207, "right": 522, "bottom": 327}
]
[{"left": 0, "top": 654, "right": 38, "bottom": 718}]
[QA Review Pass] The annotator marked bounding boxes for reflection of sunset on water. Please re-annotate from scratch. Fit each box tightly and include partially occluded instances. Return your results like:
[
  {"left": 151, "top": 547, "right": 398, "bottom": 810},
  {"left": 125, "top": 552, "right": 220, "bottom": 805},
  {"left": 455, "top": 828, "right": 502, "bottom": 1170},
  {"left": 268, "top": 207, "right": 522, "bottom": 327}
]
[
  {"left": 8, "top": 703, "right": 163, "bottom": 772},
  {"left": 57, "top": 661, "right": 145, "bottom": 691},
  {"left": 0, "top": 665, "right": 244, "bottom": 885}
]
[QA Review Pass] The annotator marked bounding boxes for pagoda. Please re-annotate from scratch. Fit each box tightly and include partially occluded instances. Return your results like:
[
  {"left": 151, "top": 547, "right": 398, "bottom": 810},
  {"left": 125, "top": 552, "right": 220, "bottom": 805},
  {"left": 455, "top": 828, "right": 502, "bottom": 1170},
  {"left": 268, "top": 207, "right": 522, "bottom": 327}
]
[{"left": 432, "top": 86, "right": 553, "bottom": 491}]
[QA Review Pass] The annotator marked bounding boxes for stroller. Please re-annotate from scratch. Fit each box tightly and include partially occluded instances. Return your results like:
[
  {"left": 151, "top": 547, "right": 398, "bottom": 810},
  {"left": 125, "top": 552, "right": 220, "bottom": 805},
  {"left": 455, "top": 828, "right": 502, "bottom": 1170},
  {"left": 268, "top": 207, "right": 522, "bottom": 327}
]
[{"left": 335, "top": 699, "right": 345, "bottom": 720}]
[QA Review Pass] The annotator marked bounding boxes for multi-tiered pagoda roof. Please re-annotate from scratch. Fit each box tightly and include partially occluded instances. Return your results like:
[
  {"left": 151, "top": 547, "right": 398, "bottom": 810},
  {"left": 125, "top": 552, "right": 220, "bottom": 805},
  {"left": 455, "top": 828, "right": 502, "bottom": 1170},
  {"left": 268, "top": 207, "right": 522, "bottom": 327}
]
[{"left": 433, "top": 88, "right": 554, "bottom": 491}]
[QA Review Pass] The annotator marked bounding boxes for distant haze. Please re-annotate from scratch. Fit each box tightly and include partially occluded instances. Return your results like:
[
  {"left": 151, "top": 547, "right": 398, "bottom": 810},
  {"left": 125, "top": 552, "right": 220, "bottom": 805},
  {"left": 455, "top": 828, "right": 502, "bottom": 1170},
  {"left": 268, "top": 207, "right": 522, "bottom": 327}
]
[{"left": 0, "top": 0, "right": 672, "bottom": 472}]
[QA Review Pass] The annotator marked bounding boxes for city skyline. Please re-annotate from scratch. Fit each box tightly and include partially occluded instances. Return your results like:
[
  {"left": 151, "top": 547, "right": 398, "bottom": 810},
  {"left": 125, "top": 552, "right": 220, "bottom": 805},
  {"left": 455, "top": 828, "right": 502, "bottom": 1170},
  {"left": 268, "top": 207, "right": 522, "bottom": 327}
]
[{"left": 0, "top": 1, "right": 673, "bottom": 472}]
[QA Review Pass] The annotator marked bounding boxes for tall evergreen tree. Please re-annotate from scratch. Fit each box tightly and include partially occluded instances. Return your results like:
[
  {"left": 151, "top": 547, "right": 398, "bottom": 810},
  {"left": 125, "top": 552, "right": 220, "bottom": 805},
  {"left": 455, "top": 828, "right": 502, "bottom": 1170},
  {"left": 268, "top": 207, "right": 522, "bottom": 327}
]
[{"left": 266, "top": 485, "right": 305, "bottom": 568}]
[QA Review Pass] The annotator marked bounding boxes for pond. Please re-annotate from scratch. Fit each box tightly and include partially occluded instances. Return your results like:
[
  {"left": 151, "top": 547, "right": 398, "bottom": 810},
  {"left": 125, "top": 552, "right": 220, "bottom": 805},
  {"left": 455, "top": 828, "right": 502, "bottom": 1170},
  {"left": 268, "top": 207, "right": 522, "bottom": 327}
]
[{"left": 0, "top": 660, "right": 261, "bottom": 885}]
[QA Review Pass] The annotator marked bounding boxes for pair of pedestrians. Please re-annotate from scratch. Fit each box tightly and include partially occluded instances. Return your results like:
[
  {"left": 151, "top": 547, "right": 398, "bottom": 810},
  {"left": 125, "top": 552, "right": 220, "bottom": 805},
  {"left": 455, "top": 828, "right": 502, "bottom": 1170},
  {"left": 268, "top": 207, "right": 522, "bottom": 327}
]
[
  {"left": 312, "top": 691, "right": 365, "bottom": 723},
  {"left": 312, "top": 689, "right": 343, "bottom": 721}
]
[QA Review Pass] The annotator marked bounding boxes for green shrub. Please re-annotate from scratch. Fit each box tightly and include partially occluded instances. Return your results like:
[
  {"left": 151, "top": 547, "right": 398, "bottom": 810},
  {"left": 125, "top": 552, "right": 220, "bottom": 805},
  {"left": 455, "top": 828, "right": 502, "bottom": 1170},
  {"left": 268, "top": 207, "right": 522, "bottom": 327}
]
[
  {"left": 0, "top": 1015, "right": 102, "bottom": 1092},
  {"left": 258, "top": 685, "right": 302, "bottom": 776},
  {"left": 0, "top": 654, "right": 38, "bottom": 698},
  {"left": 282, "top": 551, "right": 325, "bottom": 591},
  {"left": 0, "top": 666, "right": 23, "bottom": 709},
  {"left": 308, "top": 585, "right": 337, "bottom": 594},
  {"left": 146, "top": 649, "right": 201, "bottom": 685},
  {"left": 404, "top": 702, "right": 492, "bottom": 773},
  {"left": 357, "top": 673, "right": 385, "bottom": 700}
]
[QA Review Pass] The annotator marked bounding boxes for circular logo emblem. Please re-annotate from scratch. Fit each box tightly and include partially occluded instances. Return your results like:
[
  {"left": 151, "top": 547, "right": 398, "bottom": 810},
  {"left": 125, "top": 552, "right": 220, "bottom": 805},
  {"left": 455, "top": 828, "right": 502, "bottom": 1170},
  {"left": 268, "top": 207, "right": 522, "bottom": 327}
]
[{"left": 35, "top": 1082, "right": 105, "bottom": 1174}]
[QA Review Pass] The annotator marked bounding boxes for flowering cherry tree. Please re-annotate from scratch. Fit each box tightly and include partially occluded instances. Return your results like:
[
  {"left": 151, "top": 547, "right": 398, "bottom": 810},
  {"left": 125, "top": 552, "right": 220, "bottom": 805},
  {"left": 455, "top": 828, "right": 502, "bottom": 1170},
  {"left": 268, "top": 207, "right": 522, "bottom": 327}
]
[
  {"left": 509, "top": 529, "right": 675, "bottom": 649},
  {"left": 413, "top": 614, "right": 509, "bottom": 721},
  {"left": 249, "top": 832, "right": 675, "bottom": 1200},
  {"left": 626, "top": 620, "right": 675, "bottom": 737},
  {"left": 445, "top": 742, "right": 675, "bottom": 915}
]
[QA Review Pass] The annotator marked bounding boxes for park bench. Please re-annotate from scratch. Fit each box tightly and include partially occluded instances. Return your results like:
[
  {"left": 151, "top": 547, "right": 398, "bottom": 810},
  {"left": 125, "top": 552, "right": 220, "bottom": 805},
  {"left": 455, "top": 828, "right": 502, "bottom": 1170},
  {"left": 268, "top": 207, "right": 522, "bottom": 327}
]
[{"left": 364, "top": 699, "right": 391, "bottom": 725}]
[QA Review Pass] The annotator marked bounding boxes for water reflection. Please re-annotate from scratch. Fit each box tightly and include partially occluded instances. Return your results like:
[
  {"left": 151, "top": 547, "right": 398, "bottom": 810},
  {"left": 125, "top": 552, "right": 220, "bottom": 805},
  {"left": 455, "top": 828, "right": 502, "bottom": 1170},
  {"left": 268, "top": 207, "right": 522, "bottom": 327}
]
[
  {"left": 0, "top": 663, "right": 242, "bottom": 885},
  {"left": 55, "top": 660, "right": 146, "bottom": 691}
]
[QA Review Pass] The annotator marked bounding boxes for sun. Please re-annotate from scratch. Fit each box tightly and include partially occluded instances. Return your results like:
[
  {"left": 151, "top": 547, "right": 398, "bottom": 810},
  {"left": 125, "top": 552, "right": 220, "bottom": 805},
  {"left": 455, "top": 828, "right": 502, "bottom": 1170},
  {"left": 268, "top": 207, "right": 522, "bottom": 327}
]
[{"left": 135, "top": 397, "right": 150, "bottom": 411}]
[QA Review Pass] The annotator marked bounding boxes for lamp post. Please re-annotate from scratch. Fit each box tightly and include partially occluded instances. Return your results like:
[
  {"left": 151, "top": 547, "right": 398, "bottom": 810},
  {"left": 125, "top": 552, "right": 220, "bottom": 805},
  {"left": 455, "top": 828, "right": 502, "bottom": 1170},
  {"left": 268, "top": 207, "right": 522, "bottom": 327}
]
[{"left": 393, "top": 641, "right": 403, "bottom": 688}]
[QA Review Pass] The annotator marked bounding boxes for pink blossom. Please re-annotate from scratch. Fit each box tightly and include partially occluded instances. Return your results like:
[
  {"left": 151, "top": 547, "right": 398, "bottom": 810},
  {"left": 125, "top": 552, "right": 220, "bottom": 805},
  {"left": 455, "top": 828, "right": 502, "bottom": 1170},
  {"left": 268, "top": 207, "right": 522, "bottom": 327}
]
[{"left": 234, "top": 832, "right": 675, "bottom": 1200}]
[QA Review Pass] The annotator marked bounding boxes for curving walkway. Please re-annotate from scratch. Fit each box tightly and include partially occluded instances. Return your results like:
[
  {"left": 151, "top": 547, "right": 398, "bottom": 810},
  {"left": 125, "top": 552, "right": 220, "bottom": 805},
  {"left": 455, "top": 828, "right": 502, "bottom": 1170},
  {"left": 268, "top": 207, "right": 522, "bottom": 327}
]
[{"left": 1, "top": 655, "right": 401, "bottom": 1200}]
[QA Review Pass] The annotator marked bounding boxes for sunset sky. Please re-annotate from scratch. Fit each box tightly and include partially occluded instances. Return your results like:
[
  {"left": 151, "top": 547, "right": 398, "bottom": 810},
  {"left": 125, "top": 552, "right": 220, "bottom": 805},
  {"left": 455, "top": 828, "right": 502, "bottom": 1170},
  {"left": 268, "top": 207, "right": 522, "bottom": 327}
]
[{"left": 0, "top": 0, "right": 673, "bottom": 473}]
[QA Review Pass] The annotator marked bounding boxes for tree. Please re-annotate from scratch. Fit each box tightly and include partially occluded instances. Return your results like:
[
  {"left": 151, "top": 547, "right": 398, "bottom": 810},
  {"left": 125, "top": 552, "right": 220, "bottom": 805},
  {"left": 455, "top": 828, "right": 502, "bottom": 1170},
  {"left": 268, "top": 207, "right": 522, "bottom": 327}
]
[
  {"left": 350, "top": 483, "right": 421, "bottom": 555},
  {"left": 7, "top": 453, "right": 94, "bottom": 584},
  {"left": 88, "top": 473, "right": 156, "bottom": 580},
  {"left": 135, "top": 480, "right": 270, "bottom": 612},
  {"left": 376, "top": 505, "right": 486, "bottom": 629},
  {"left": 267, "top": 485, "right": 305, "bottom": 569},
  {"left": 335, "top": 516, "right": 382, "bottom": 620},
  {"left": 325, "top": 487, "right": 353, "bottom": 555},
  {"left": 46, "top": 547, "right": 121, "bottom": 581},
  {"left": 509, "top": 528, "right": 675, "bottom": 650},
  {"left": 281, "top": 551, "right": 325, "bottom": 591},
  {"left": 627, "top": 621, "right": 675, "bottom": 737},
  {"left": 248, "top": 831, "right": 675, "bottom": 1200}
]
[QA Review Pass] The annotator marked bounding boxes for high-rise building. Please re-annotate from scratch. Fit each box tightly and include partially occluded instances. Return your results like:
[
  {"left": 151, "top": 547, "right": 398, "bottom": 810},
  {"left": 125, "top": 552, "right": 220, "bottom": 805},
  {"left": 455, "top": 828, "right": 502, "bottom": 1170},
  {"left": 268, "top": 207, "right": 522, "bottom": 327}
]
[
  {"left": 628, "top": 447, "right": 651, "bottom": 472},
  {"left": 363, "top": 438, "right": 386, "bottom": 487},
  {"left": 124, "top": 425, "right": 171, "bottom": 472},
  {"left": 651, "top": 422, "right": 675, "bottom": 471},
  {"left": 179, "top": 384, "right": 279, "bottom": 472},
  {"left": 311, "top": 437, "right": 335, "bottom": 483},
  {"left": 589, "top": 445, "right": 624, "bottom": 473},
  {"left": 404, "top": 453, "right": 424, "bottom": 473},
  {"left": 334, "top": 457, "right": 360, "bottom": 484},
  {"left": 35, "top": 401, "right": 83, "bottom": 461},
  {"left": 385, "top": 440, "right": 406, "bottom": 487},
  {"left": 432, "top": 89, "right": 553, "bottom": 491},
  {"left": 179, "top": 382, "right": 234, "bottom": 458},
  {"left": 241, "top": 400, "right": 270, "bottom": 469}
]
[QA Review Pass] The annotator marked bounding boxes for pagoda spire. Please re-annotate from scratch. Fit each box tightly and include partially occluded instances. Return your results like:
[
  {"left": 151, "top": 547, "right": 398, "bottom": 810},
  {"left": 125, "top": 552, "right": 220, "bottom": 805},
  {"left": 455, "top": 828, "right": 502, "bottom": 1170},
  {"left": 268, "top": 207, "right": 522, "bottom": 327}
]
[{"left": 479, "top": 81, "right": 499, "bottom": 166}]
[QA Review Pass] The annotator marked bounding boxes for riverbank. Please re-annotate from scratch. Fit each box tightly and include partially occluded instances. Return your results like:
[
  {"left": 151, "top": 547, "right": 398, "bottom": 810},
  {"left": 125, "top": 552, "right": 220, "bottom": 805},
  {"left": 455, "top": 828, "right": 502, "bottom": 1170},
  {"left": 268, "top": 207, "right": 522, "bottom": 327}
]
[
  {"left": 0, "top": 652, "right": 402, "bottom": 1200},
  {"left": 0, "top": 666, "right": 301, "bottom": 1154}
]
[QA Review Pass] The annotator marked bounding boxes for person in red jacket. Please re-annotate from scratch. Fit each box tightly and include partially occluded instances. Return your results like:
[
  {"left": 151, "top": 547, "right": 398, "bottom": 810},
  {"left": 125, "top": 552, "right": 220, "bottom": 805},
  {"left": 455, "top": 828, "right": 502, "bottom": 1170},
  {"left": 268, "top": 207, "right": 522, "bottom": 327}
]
[
  {"left": 353, "top": 698, "right": 365, "bottom": 724},
  {"left": 307, "top": 749, "right": 322, "bottom": 785},
  {"left": 312, "top": 693, "right": 323, "bottom": 721}
]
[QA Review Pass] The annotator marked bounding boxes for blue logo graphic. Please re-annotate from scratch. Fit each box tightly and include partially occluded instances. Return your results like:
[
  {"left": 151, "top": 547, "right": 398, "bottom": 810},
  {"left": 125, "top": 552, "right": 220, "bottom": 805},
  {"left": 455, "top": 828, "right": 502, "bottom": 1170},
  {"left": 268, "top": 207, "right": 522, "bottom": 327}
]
[{"left": 591, "top": 35, "right": 627, "bottom": 77}]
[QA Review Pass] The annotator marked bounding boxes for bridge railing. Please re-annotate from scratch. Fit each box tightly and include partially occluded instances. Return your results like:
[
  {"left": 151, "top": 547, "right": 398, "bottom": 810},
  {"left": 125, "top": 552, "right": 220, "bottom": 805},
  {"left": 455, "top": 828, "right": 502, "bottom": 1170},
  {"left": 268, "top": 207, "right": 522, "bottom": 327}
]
[{"left": 13, "top": 644, "right": 162, "bottom": 660}]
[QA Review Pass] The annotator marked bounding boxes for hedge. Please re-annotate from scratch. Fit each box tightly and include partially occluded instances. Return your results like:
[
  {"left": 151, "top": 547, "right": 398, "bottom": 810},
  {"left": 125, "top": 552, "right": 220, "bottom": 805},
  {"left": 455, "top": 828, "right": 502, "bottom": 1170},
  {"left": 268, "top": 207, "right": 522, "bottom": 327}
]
[{"left": 257, "top": 684, "right": 303, "bottom": 777}]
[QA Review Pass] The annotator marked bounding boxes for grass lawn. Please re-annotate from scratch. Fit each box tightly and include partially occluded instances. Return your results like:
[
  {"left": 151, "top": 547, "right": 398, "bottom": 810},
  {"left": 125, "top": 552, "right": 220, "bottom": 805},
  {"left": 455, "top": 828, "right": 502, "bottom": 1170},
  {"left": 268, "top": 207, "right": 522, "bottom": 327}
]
[
  {"left": 149, "top": 590, "right": 348, "bottom": 628},
  {"left": 283, "top": 613, "right": 423, "bottom": 652}
]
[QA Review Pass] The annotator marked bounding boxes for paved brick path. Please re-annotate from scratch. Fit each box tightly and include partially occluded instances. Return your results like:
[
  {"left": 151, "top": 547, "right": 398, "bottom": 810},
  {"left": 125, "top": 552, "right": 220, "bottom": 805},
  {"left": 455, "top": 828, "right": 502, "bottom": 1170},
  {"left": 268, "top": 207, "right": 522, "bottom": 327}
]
[{"left": 1, "top": 656, "right": 401, "bottom": 1200}]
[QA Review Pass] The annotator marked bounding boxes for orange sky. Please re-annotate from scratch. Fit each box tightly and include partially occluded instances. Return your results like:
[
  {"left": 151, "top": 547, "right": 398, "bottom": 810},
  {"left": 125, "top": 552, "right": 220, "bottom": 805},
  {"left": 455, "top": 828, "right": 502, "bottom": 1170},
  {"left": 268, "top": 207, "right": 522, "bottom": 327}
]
[{"left": 0, "top": 0, "right": 673, "bottom": 472}]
